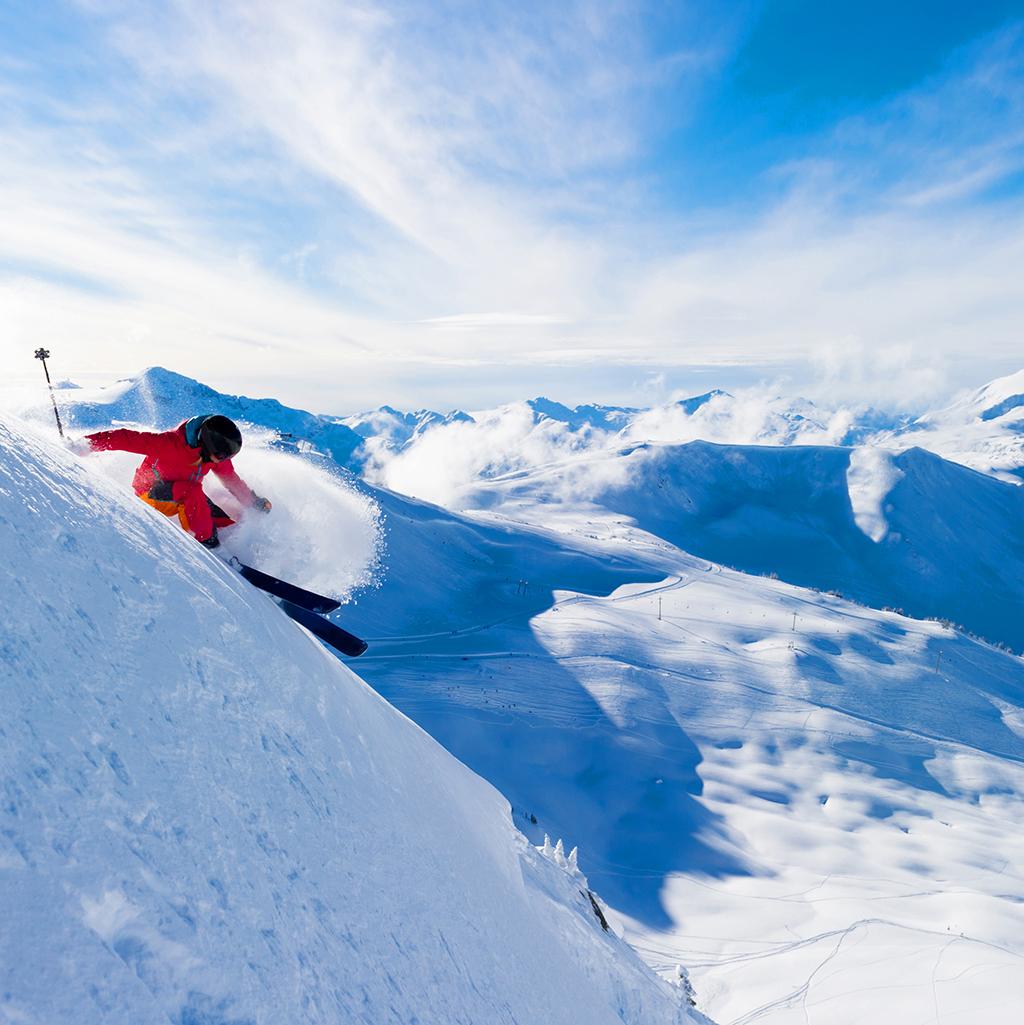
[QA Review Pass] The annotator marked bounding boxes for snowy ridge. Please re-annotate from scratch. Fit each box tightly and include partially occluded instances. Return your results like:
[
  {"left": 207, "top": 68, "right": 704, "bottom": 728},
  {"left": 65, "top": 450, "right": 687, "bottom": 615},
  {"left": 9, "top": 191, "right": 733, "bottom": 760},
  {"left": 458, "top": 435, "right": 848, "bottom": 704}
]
[
  {"left": 34, "top": 364, "right": 1024, "bottom": 495},
  {"left": 345, "top": 389, "right": 892, "bottom": 504},
  {"left": 341, "top": 405, "right": 475, "bottom": 448},
  {"left": 340, "top": 370, "right": 1024, "bottom": 496},
  {"left": 0, "top": 416, "right": 698, "bottom": 1025},
  {"left": 921, "top": 368, "right": 1024, "bottom": 426}
]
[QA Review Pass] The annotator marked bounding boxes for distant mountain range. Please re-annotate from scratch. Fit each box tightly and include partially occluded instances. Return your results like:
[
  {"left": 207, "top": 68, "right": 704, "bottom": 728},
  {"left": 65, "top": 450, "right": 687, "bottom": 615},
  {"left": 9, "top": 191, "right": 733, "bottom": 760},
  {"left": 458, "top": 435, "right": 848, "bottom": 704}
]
[{"left": 49, "top": 365, "right": 1024, "bottom": 488}]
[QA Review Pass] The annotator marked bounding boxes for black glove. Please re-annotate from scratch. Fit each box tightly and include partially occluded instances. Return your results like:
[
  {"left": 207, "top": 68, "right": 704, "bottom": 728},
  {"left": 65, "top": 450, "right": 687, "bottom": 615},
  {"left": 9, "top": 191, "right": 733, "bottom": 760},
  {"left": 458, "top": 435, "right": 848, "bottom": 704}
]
[
  {"left": 200, "top": 533, "right": 221, "bottom": 549},
  {"left": 252, "top": 495, "right": 272, "bottom": 513}
]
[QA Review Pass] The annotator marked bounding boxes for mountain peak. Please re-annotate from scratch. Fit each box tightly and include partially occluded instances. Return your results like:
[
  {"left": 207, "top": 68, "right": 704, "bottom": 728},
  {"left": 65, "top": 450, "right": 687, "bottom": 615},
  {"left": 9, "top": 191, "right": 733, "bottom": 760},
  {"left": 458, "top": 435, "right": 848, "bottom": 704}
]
[{"left": 674, "top": 389, "right": 728, "bottom": 415}]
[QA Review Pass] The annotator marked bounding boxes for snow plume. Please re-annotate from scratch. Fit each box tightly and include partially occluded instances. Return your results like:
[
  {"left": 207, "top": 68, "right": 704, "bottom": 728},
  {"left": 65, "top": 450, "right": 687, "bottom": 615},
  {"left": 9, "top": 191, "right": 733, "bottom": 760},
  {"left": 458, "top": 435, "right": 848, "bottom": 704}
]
[
  {"left": 87, "top": 429, "right": 383, "bottom": 602},
  {"left": 846, "top": 446, "right": 905, "bottom": 542},
  {"left": 210, "top": 444, "right": 384, "bottom": 602}
]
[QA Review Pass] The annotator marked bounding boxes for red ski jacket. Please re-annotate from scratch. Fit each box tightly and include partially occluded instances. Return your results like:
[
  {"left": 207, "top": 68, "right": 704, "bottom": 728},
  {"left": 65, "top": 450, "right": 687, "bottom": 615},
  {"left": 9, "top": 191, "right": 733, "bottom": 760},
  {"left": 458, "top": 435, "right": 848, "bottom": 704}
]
[{"left": 86, "top": 420, "right": 255, "bottom": 541}]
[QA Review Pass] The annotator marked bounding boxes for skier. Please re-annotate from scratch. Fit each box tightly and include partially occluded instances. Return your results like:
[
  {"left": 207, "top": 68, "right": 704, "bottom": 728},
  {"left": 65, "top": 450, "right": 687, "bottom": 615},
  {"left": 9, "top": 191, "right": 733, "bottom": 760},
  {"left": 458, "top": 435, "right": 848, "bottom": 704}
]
[{"left": 76, "top": 414, "right": 271, "bottom": 549}]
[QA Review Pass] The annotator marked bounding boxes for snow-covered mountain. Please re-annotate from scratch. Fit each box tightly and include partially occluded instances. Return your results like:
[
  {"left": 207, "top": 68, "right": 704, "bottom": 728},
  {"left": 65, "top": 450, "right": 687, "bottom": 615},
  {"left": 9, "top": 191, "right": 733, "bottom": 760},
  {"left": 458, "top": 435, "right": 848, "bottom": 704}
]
[
  {"left": 328, "top": 445, "right": 1024, "bottom": 1024},
  {"left": 42, "top": 364, "right": 1024, "bottom": 501},
  {"left": 341, "top": 396, "right": 639, "bottom": 454},
  {"left": 522, "top": 397, "right": 641, "bottom": 431},
  {"left": 0, "top": 415, "right": 699, "bottom": 1025},
  {"left": 39, "top": 364, "right": 1024, "bottom": 651},
  {"left": 9, "top": 366, "right": 1024, "bottom": 1023},
  {"left": 351, "top": 527, "right": 1024, "bottom": 1025},
  {"left": 879, "top": 368, "right": 1024, "bottom": 482},
  {"left": 34, "top": 368, "right": 917, "bottom": 508},
  {"left": 921, "top": 368, "right": 1024, "bottom": 428},
  {"left": 341, "top": 404, "right": 475, "bottom": 447}
]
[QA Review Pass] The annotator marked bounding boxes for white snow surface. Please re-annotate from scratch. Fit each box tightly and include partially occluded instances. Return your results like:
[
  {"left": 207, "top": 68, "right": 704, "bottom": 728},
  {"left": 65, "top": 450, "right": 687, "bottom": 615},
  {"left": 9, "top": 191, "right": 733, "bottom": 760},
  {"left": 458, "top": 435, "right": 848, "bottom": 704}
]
[
  {"left": 0, "top": 416, "right": 696, "bottom": 1025},
  {"left": 11, "top": 366, "right": 1024, "bottom": 1023},
  {"left": 454, "top": 439, "right": 1024, "bottom": 651}
]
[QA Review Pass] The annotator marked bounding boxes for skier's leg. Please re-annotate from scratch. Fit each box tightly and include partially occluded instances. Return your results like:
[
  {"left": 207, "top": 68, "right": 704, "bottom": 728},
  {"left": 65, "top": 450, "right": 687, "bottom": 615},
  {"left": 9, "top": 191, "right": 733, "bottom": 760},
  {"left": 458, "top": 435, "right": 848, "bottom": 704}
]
[
  {"left": 173, "top": 481, "right": 216, "bottom": 541},
  {"left": 139, "top": 481, "right": 186, "bottom": 527},
  {"left": 206, "top": 497, "right": 236, "bottom": 531}
]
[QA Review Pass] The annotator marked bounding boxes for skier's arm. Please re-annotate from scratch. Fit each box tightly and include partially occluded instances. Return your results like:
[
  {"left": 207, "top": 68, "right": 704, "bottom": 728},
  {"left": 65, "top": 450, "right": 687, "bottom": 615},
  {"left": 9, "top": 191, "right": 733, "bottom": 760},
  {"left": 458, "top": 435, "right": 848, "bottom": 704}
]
[
  {"left": 212, "top": 459, "right": 260, "bottom": 507},
  {"left": 85, "top": 427, "right": 162, "bottom": 456}
]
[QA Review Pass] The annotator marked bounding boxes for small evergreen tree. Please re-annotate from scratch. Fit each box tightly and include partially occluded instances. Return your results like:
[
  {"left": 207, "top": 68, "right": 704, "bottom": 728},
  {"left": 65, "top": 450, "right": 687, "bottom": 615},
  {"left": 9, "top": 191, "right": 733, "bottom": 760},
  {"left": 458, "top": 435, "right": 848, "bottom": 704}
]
[{"left": 675, "top": 965, "right": 697, "bottom": 1007}]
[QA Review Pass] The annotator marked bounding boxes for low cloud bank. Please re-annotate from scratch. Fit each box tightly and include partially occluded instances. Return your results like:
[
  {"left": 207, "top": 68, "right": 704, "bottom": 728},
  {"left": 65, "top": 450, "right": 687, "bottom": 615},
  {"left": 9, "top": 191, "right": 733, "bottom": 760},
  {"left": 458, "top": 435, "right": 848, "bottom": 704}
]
[{"left": 363, "top": 388, "right": 882, "bottom": 507}]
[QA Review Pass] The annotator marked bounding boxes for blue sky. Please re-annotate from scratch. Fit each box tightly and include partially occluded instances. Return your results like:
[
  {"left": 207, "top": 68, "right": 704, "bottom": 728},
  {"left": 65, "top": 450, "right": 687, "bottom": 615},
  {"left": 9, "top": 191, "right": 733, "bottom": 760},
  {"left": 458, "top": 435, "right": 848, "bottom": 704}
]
[
  {"left": 1, "top": 1, "right": 1023, "bottom": 413},
  {"left": 655, "top": 1, "right": 1023, "bottom": 202}
]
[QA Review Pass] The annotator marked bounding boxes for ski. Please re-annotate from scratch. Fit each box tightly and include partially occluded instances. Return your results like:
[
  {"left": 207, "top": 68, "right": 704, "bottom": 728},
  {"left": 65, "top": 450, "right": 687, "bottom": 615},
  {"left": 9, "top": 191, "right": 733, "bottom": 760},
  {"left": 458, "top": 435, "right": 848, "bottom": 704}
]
[
  {"left": 232, "top": 560, "right": 341, "bottom": 614},
  {"left": 219, "top": 555, "right": 365, "bottom": 655},
  {"left": 278, "top": 598, "right": 368, "bottom": 658}
]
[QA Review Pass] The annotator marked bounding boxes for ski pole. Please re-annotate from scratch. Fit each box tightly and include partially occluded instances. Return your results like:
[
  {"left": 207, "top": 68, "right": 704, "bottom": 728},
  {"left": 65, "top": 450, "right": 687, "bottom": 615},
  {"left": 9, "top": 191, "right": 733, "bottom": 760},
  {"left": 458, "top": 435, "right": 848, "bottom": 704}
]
[{"left": 34, "top": 348, "right": 65, "bottom": 438}]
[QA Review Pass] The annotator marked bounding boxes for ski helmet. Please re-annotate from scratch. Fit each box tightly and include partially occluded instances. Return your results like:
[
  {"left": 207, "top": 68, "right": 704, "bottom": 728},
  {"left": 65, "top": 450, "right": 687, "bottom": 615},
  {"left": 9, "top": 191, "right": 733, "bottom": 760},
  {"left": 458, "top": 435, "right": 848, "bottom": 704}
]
[{"left": 199, "top": 415, "right": 242, "bottom": 461}]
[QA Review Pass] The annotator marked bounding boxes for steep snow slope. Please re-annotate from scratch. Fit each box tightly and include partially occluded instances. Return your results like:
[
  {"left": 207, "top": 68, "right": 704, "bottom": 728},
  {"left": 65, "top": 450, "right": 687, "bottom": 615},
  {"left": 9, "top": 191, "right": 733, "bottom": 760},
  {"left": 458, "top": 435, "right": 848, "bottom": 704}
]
[
  {"left": 458, "top": 440, "right": 1024, "bottom": 651},
  {"left": 0, "top": 417, "right": 697, "bottom": 1025}
]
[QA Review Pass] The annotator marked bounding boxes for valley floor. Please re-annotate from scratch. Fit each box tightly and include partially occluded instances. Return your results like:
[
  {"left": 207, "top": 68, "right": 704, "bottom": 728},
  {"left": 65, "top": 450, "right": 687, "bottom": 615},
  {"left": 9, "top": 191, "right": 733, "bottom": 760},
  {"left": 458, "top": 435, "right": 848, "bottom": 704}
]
[{"left": 352, "top": 516, "right": 1024, "bottom": 1025}]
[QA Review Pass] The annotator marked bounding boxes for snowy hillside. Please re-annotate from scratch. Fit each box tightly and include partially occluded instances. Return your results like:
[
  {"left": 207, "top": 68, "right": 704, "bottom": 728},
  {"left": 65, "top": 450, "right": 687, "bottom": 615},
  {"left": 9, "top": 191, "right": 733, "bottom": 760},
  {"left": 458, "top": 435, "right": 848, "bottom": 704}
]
[
  {"left": 350, "top": 539, "right": 1024, "bottom": 1025},
  {"left": 879, "top": 368, "right": 1024, "bottom": 482},
  {"left": 0, "top": 416, "right": 698, "bottom": 1025},
  {"left": 457, "top": 439, "right": 1024, "bottom": 650},
  {"left": 330, "top": 487, "right": 1024, "bottom": 1024},
  {"left": 303, "top": 453, "right": 1024, "bottom": 1024}
]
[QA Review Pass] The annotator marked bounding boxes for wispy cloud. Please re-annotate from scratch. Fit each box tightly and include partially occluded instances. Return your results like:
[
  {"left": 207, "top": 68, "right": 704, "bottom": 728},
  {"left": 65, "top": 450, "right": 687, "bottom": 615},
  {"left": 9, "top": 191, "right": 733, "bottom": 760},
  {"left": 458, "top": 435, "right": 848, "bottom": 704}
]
[
  {"left": 100, "top": 0, "right": 704, "bottom": 292},
  {"left": 1, "top": 4, "right": 1022, "bottom": 412},
  {"left": 420, "top": 313, "right": 571, "bottom": 328}
]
